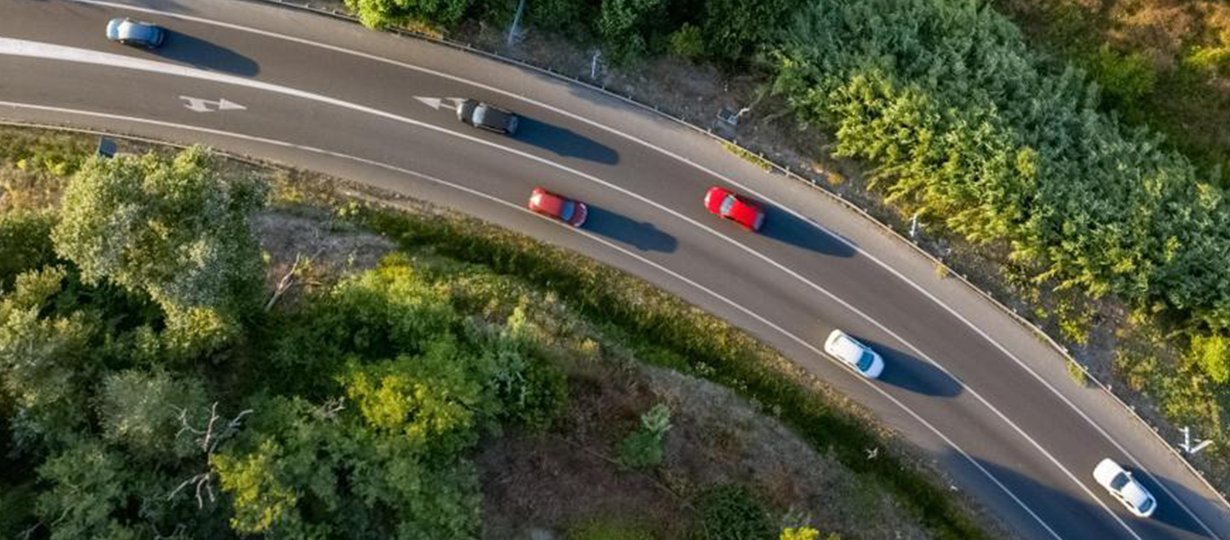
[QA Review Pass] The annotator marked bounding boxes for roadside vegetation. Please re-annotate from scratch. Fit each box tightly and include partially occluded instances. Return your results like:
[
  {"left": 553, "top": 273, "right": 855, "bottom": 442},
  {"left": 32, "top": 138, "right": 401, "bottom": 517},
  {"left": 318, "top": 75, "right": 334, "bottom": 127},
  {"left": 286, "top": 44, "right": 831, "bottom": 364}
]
[
  {"left": 0, "top": 131, "right": 986, "bottom": 538},
  {"left": 343, "top": 0, "right": 1230, "bottom": 488}
]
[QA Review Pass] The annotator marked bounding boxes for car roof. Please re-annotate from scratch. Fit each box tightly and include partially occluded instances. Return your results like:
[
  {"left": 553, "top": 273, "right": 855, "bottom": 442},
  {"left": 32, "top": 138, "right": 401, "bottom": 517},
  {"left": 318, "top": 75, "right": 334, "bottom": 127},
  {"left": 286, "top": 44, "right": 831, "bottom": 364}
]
[
  {"left": 726, "top": 195, "right": 760, "bottom": 223},
  {"left": 828, "top": 332, "right": 865, "bottom": 363},
  {"left": 531, "top": 189, "right": 565, "bottom": 215},
  {"left": 115, "top": 19, "right": 158, "bottom": 40},
  {"left": 475, "top": 105, "right": 510, "bottom": 126}
]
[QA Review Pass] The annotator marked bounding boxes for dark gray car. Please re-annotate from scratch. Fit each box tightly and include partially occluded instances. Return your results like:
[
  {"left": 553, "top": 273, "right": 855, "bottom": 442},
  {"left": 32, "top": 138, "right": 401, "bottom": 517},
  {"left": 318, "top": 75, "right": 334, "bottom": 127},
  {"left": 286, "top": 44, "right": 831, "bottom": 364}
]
[
  {"left": 456, "top": 99, "right": 519, "bottom": 135},
  {"left": 105, "top": 17, "right": 166, "bottom": 49}
]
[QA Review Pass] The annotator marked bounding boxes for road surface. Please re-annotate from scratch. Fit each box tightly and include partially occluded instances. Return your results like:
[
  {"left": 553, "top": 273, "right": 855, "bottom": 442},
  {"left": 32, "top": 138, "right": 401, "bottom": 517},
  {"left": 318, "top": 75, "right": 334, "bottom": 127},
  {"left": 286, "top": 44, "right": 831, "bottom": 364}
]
[{"left": 1, "top": 1, "right": 1228, "bottom": 537}]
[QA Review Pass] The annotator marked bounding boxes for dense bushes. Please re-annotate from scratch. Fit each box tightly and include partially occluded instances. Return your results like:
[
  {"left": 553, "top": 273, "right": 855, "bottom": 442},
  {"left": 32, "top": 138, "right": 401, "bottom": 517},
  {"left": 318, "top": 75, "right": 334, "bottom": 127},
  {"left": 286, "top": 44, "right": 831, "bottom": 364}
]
[
  {"left": 696, "top": 484, "right": 773, "bottom": 540},
  {"left": 0, "top": 147, "right": 567, "bottom": 538},
  {"left": 346, "top": 0, "right": 805, "bottom": 64},
  {"left": 354, "top": 202, "right": 988, "bottom": 539},
  {"left": 772, "top": 0, "right": 1230, "bottom": 339}
]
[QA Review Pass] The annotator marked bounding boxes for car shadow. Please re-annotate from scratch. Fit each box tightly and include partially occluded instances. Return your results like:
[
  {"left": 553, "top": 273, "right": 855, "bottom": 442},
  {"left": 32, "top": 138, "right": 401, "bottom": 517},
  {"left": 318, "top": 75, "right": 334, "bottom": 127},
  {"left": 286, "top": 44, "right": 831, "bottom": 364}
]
[
  {"left": 757, "top": 206, "right": 856, "bottom": 258},
  {"left": 513, "top": 118, "right": 620, "bottom": 165},
  {"left": 859, "top": 337, "right": 962, "bottom": 397},
  {"left": 1130, "top": 468, "right": 1218, "bottom": 537},
  {"left": 956, "top": 455, "right": 1111, "bottom": 538},
  {"left": 153, "top": 31, "right": 260, "bottom": 76},
  {"left": 963, "top": 454, "right": 1212, "bottom": 538},
  {"left": 583, "top": 206, "right": 677, "bottom": 252}
]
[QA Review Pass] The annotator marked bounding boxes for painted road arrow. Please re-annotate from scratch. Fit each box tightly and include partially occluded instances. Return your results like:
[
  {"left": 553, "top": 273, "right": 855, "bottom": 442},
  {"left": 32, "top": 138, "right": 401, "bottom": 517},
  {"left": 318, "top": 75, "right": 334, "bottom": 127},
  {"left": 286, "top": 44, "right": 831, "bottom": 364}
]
[
  {"left": 413, "top": 96, "right": 463, "bottom": 111},
  {"left": 179, "top": 96, "right": 247, "bottom": 113}
]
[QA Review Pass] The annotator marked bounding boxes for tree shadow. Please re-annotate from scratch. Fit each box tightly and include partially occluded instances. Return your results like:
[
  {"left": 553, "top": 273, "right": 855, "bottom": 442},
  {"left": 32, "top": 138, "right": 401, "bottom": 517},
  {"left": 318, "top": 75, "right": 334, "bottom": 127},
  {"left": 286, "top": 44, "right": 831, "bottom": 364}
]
[
  {"left": 583, "top": 206, "right": 677, "bottom": 252},
  {"left": 512, "top": 118, "right": 620, "bottom": 165},
  {"left": 153, "top": 31, "right": 260, "bottom": 76},
  {"left": 858, "top": 337, "right": 962, "bottom": 397},
  {"left": 757, "top": 206, "right": 856, "bottom": 258}
]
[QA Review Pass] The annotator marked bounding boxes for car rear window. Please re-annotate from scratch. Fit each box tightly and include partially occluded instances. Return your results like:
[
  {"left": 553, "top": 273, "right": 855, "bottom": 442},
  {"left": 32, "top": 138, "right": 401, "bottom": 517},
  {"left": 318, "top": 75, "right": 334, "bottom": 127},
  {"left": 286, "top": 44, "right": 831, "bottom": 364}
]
[
  {"left": 560, "top": 201, "right": 575, "bottom": 221},
  {"left": 858, "top": 351, "right": 875, "bottom": 371}
]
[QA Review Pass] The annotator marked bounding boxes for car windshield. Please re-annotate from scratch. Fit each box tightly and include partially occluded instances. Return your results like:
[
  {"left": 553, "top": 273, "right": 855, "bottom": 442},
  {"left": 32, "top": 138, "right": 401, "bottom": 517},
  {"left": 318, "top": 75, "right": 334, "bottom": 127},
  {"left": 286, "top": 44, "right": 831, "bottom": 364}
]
[
  {"left": 1109, "top": 472, "right": 1130, "bottom": 491},
  {"left": 857, "top": 351, "right": 875, "bottom": 371},
  {"left": 719, "top": 194, "right": 737, "bottom": 216},
  {"left": 559, "top": 201, "right": 575, "bottom": 221}
]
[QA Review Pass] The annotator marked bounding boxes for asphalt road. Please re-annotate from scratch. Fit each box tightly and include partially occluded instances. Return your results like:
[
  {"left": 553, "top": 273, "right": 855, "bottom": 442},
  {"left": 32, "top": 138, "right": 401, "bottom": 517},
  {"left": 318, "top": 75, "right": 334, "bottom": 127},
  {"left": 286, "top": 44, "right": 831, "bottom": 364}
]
[{"left": 3, "top": 1, "right": 1229, "bottom": 538}]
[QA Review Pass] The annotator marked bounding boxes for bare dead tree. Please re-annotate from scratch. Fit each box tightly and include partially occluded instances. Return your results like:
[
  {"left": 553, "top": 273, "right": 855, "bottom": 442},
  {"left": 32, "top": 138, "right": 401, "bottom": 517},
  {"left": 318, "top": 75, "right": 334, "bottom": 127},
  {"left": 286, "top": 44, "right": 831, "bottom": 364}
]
[
  {"left": 265, "top": 249, "right": 322, "bottom": 312},
  {"left": 314, "top": 397, "right": 346, "bottom": 421},
  {"left": 167, "top": 402, "right": 254, "bottom": 509}
]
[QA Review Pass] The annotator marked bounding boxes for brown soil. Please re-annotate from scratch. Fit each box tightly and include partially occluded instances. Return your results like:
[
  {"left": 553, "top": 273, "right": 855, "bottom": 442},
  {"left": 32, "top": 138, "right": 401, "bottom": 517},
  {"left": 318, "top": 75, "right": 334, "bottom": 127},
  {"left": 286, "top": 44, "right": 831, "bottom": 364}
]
[{"left": 478, "top": 357, "right": 933, "bottom": 540}]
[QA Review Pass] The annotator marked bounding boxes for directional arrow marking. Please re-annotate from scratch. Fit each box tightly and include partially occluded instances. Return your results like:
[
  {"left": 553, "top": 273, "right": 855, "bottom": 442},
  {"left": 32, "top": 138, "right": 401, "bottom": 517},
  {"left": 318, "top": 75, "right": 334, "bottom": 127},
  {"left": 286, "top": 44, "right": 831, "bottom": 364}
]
[
  {"left": 413, "top": 96, "right": 463, "bottom": 111},
  {"left": 179, "top": 96, "right": 247, "bottom": 113}
]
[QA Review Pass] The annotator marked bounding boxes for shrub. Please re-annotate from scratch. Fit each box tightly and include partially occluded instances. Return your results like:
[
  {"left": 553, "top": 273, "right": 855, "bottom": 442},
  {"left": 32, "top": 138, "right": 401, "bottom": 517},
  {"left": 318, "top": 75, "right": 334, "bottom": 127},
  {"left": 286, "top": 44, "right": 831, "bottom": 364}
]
[
  {"left": 346, "top": 0, "right": 478, "bottom": 28},
  {"left": 597, "top": 0, "right": 669, "bottom": 63},
  {"left": 1086, "top": 44, "right": 1156, "bottom": 109},
  {"left": 773, "top": 0, "right": 1230, "bottom": 334},
  {"left": 696, "top": 484, "right": 773, "bottom": 540},
  {"left": 618, "top": 403, "right": 672, "bottom": 469},
  {"left": 0, "top": 211, "right": 56, "bottom": 292},
  {"left": 526, "top": 0, "right": 596, "bottom": 38},
  {"left": 1190, "top": 332, "right": 1230, "bottom": 384},
  {"left": 669, "top": 23, "right": 705, "bottom": 59}
]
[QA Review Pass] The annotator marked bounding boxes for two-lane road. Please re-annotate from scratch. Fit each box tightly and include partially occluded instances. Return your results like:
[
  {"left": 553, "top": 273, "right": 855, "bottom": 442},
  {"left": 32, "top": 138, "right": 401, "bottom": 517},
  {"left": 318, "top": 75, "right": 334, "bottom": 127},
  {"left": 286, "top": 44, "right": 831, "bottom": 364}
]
[{"left": 2, "top": 1, "right": 1228, "bottom": 537}]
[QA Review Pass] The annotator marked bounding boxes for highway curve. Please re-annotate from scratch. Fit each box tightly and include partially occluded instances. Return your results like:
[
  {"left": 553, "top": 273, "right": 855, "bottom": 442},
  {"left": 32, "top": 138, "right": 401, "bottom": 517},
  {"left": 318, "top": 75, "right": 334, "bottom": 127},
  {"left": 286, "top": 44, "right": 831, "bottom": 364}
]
[{"left": 2, "top": 1, "right": 1229, "bottom": 538}]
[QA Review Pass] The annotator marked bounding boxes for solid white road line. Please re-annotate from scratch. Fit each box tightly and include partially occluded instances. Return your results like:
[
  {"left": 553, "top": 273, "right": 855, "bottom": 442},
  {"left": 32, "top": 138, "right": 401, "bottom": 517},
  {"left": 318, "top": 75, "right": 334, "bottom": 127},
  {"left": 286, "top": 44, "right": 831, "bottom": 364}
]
[
  {"left": 2, "top": 31, "right": 1129, "bottom": 529},
  {"left": 68, "top": 3, "right": 1223, "bottom": 533},
  {"left": 64, "top": 7, "right": 1224, "bottom": 535},
  {"left": 0, "top": 101, "right": 1068, "bottom": 539}
]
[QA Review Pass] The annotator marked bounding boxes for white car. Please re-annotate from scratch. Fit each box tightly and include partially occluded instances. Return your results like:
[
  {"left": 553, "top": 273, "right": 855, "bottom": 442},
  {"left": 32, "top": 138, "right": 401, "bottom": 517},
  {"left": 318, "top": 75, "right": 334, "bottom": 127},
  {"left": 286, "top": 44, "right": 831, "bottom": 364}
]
[
  {"left": 824, "top": 330, "right": 884, "bottom": 379},
  {"left": 1093, "top": 458, "right": 1156, "bottom": 518},
  {"left": 105, "top": 18, "right": 166, "bottom": 49}
]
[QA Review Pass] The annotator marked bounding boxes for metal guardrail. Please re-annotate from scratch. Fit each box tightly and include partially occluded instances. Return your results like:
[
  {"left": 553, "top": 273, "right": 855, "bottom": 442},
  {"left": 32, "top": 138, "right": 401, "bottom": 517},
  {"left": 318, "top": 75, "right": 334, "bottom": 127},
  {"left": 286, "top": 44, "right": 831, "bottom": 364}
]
[{"left": 156, "top": 0, "right": 1230, "bottom": 508}]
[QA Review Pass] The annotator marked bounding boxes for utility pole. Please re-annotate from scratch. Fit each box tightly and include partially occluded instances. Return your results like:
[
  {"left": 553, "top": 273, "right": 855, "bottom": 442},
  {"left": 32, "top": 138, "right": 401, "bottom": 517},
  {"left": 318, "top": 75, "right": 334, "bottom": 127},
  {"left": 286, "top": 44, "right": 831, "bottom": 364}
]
[
  {"left": 590, "top": 50, "right": 602, "bottom": 80},
  {"left": 507, "top": 0, "right": 527, "bottom": 47}
]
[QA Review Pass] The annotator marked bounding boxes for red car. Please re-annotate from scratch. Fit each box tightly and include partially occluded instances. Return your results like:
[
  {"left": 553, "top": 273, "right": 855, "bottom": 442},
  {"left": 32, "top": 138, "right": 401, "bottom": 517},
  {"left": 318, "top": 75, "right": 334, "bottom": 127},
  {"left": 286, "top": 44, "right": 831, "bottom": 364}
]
[
  {"left": 529, "top": 187, "right": 588, "bottom": 227},
  {"left": 704, "top": 186, "right": 765, "bottom": 231}
]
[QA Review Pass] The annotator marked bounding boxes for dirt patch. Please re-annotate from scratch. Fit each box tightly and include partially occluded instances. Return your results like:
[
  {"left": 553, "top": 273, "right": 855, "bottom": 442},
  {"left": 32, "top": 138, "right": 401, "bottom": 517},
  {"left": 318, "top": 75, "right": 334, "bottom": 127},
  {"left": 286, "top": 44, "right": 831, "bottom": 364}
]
[
  {"left": 478, "top": 356, "right": 937, "bottom": 540},
  {"left": 253, "top": 209, "right": 394, "bottom": 308}
]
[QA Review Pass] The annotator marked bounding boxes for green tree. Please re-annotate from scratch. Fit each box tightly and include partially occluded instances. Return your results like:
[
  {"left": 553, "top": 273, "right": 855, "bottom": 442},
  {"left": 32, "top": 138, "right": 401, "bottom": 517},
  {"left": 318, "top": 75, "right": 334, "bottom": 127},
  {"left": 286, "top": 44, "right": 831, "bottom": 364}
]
[
  {"left": 52, "top": 147, "right": 267, "bottom": 357},
  {"left": 619, "top": 403, "right": 672, "bottom": 469},
  {"left": 598, "top": 0, "right": 669, "bottom": 63},
  {"left": 700, "top": 0, "right": 801, "bottom": 62},
  {"left": 34, "top": 439, "right": 136, "bottom": 540},
  {"left": 696, "top": 484, "right": 773, "bottom": 540},
  {"left": 0, "top": 266, "right": 97, "bottom": 450},
  {"left": 780, "top": 527, "right": 819, "bottom": 540},
  {"left": 1191, "top": 332, "right": 1230, "bottom": 384},
  {"left": 346, "top": 0, "right": 477, "bottom": 28},
  {"left": 340, "top": 342, "right": 489, "bottom": 455},
  {"left": 97, "top": 368, "right": 210, "bottom": 462},
  {"left": 0, "top": 210, "right": 57, "bottom": 292}
]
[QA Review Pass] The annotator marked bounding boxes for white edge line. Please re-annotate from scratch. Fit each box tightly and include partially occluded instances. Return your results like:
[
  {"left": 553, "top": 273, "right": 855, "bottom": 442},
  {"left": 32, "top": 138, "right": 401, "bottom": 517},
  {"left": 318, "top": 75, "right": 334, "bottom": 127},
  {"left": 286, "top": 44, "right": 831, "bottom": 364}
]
[
  {"left": 85, "top": 1, "right": 1221, "bottom": 531},
  {"left": 0, "top": 105, "right": 1067, "bottom": 540},
  {"left": 0, "top": 30, "right": 1135, "bottom": 530},
  {"left": 60, "top": 9, "right": 1219, "bottom": 533}
]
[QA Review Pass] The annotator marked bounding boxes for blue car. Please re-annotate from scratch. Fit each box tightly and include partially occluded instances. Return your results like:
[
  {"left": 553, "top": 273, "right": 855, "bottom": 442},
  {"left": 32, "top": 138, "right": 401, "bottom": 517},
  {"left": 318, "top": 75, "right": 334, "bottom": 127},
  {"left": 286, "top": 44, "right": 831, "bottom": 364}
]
[{"left": 105, "top": 18, "right": 166, "bottom": 49}]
